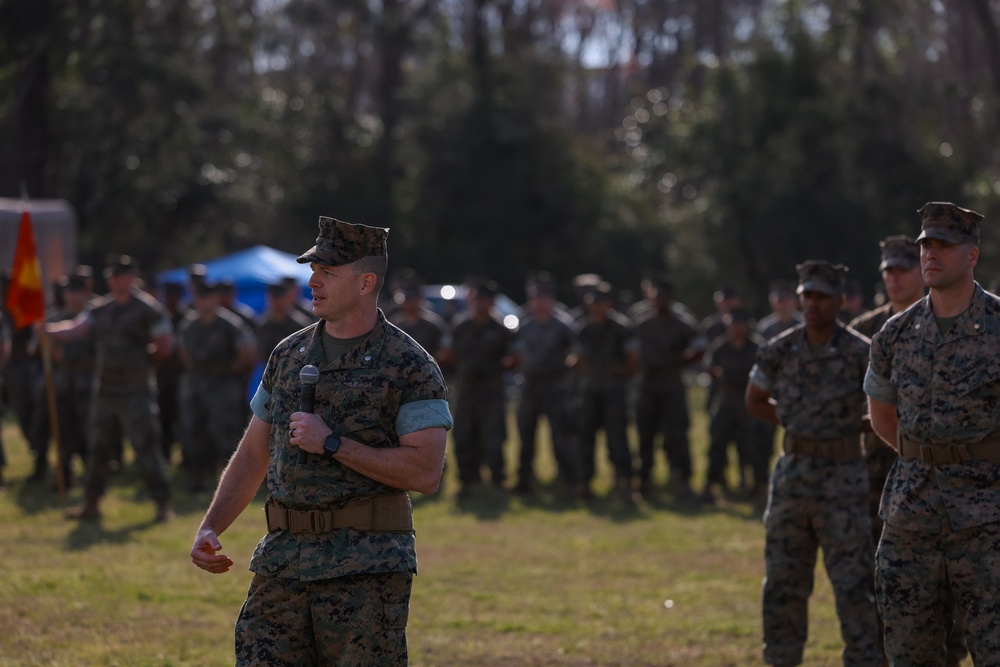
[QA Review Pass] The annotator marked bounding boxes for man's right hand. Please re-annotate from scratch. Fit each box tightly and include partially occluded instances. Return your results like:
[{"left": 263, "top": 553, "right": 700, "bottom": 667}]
[{"left": 190, "top": 528, "right": 235, "bottom": 574}]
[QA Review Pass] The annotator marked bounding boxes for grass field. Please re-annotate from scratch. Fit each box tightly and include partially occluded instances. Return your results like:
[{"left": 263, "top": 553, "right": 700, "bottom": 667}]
[{"left": 0, "top": 392, "right": 850, "bottom": 666}]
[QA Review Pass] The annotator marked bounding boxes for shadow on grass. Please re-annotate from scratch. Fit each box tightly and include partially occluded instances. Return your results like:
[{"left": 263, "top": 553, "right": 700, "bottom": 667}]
[{"left": 64, "top": 515, "right": 161, "bottom": 551}]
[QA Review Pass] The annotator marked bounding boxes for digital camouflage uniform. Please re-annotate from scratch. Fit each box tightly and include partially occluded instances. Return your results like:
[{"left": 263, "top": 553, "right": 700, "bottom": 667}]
[
  {"left": 256, "top": 301, "right": 313, "bottom": 361},
  {"left": 4, "top": 323, "right": 44, "bottom": 477},
  {"left": 449, "top": 294, "right": 514, "bottom": 490},
  {"left": 704, "top": 327, "right": 768, "bottom": 493},
  {"left": 865, "top": 202, "right": 1000, "bottom": 666},
  {"left": 633, "top": 298, "right": 698, "bottom": 492},
  {"left": 575, "top": 296, "right": 636, "bottom": 489},
  {"left": 178, "top": 303, "right": 256, "bottom": 485},
  {"left": 750, "top": 261, "right": 880, "bottom": 667},
  {"left": 753, "top": 283, "right": 803, "bottom": 497},
  {"left": 513, "top": 297, "right": 580, "bottom": 490},
  {"left": 156, "top": 287, "right": 188, "bottom": 463},
  {"left": 84, "top": 285, "right": 173, "bottom": 510},
  {"left": 385, "top": 297, "right": 450, "bottom": 361},
  {"left": 46, "top": 291, "right": 96, "bottom": 485},
  {"left": 236, "top": 217, "right": 453, "bottom": 666}
]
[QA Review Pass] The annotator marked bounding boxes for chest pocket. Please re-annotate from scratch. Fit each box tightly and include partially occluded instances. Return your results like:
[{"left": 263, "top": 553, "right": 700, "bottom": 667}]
[
  {"left": 890, "top": 338, "right": 933, "bottom": 404},
  {"left": 316, "top": 374, "right": 397, "bottom": 446},
  {"left": 952, "top": 359, "right": 1000, "bottom": 431}
]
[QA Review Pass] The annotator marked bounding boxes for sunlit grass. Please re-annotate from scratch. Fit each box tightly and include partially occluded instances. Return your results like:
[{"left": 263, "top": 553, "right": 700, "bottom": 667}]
[{"left": 0, "top": 387, "right": 850, "bottom": 666}]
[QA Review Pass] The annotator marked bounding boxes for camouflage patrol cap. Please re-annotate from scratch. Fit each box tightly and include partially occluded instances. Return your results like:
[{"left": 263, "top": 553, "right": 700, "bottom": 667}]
[
  {"left": 768, "top": 279, "right": 796, "bottom": 298},
  {"left": 642, "top": 272, "right": 674, "bottom": 298},
  {"left": 583, "top": 281, "right": 614, "bottom": 304},
  {"left": 63, "top": 265, "right": 93, "bottom": 291},
  {"left": 795, "top": 260, "right": 847, "bottom": 296},
  {"left": 916, "top": 202, "right": 984, "bottom": 245},
  {"left": 879, "top": 235, "right": 919, "bottom": 271},
  {"left": 725, "top": 307, "right": 750, "bottom": 324},
  {"left": 467, "top": 277, "right": 499, "bottom": 299},
  {"left": 297, "top": 216, "right": 389, "bottom": 266},
  {"left": 63, "top": 273, "right": 89, "bottom": 291},
  {"left": 526, "top": 271, "right": 555, "bottom": 298},
  {"left": 104, "top": 254, "right": 137, "bottom": 279},
  {"left": 193, "top": 280, "right": 219, "bottom": 297}
]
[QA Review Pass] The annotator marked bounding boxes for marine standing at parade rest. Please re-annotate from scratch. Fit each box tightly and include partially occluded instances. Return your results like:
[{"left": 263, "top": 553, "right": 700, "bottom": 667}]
[
  {"left": 384, "top": 274, "right": 451, "bottom": 363},
  {"left": 45, "top": 255, "right": 175, "bottom": 522},
  {"left": 632, "top": 274, "right": 700, "bottom": 500},
  {"left": 850, "top": 236, "right": 927, "bottom": 539},
  {"left": 256, "top": 279, "right": 313, "bottom": 359},
  {"left": 190, "top": 217, "right": 452, "bottom": 666},
  {"left": 850, "top": 235, "right": 968, "bottom": 667},
  {"left": 177, "top": 280, "right": 258, "bottom": 492},
  {"left": 574, "top": 281, "right": 638, "bottom": 503},
  {"left": 44, "top": 270, "right": 97, "bottom": 488},
  {"left": 746, "top": 260, "right": 881, "bottom": 667},
  {"left": 511, "top": 273, "right": 582, "bottom": 498},
  {"left": 700, "top": 307, "right": 767, "bottom": 502},
  {"left": 866, "top": 202, "right": 1000, "bottom": 665},
  {"left": 447, "top": 278, "right": 515, "bottom": 498}
]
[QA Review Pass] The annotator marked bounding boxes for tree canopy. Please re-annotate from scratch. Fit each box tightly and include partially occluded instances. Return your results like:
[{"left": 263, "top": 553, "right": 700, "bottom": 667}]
[{"left": 3, "top": 0, "right": 999, "bottom": 313}]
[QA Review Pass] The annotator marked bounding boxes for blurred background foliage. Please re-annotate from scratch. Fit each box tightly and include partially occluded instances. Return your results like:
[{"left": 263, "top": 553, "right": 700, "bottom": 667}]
[{"left": 3, "top": 0, "right": 1000, "bottom": 314}]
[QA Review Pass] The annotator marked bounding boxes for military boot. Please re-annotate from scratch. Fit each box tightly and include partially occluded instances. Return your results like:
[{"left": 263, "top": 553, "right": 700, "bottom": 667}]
[
  {"left": 66, "top": 499, "right": 102, "bottom": 522},
  {"left": 616, "top": 477, "right": 637, "bottom": 505}
]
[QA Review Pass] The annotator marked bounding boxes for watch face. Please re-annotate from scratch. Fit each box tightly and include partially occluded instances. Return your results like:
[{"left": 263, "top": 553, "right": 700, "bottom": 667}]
[{"left": 324, "top": 434, "right": 341, "bottom": 454}]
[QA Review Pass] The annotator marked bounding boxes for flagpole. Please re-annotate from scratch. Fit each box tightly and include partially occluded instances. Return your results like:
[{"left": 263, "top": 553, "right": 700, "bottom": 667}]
[{"left": 15, "top": 186, "right": 66, "bottom": 505}]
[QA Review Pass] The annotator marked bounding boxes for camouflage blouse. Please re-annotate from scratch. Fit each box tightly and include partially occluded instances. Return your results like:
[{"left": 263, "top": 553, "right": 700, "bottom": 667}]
[
  {"left": 866, "top": 283, "right": 1000, "bottom": 533},
  {"left": 249, "top": 310, "right": 451, "bottom": 581}
]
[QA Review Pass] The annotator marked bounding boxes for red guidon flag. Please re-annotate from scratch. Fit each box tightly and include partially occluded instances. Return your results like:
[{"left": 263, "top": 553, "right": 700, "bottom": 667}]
[{"left": 6, "top": 208, "right": 45, "bottom": 329}]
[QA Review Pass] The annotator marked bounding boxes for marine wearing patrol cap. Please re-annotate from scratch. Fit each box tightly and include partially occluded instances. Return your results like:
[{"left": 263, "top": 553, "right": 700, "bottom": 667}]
[
  {"left": 769, "top": 279, "right": 796, "bottom": 299},
  {"left": 795, "top": 260, "right": 847, "bottom": 296},
  {"left": 642, "top": 271, "right": 674, "bottom": 299},
  {"left": 297, "top": 216, "right": 389, "bottom": 266},
  {"left": 525, "top": 271, "right": 555, "bottom": 299},
  {"left": 104, "top": 254, "right": 136, "bottom": 279},
  {"left": 878, "top": 235, "right": 919, "bottom": 271},
  {"left": 916, "top": 201, "right": 984, "bottom": 245},
  {"left": 583, "top": 280, "right": 614, "bottom": 304},
  {"left": 466, "top": 276, "right": 499, "bottom": 298}
]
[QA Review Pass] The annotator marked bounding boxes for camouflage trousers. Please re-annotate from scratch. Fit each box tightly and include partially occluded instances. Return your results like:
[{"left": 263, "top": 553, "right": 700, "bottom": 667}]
[
  {"left": 516, "top": 378, "right": 580, "bottom": 483},
  {"left": 763, "top": 491, "right": 881, "bottom": 666},
  {"left": 452, "top": 384, "right": 507, "bottom": 486},
  {"left": 84, "top": 382, "right": 170, "bottom": 506},
  {"left": 864, "top": 445, "right": 969, "bottom": 664},
  {"left": 876, "top": 519, "right": 1000, "bottom": 666},
  {"left": 235, "top": 570, "right": 412, "bottom": 667},
  {"left": 635, "top": 383, "right": 690, "bottom": 483}
]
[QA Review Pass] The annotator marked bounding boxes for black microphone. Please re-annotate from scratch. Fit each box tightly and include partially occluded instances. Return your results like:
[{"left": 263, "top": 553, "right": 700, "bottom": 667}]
[{"left": 296, "top": 364, "right": 320, "bottom": 464}]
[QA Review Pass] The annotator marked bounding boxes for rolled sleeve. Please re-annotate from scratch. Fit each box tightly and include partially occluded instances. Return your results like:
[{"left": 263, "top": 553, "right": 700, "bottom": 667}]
[
  {"left": 396, "top": 399, "right": 453, "bottom": 435},
  {"left": 250, "top": 383, "right": 272, "bottom": 422},
  {"left": 863, "top": 364, "right": 898, "bottom": 404}
]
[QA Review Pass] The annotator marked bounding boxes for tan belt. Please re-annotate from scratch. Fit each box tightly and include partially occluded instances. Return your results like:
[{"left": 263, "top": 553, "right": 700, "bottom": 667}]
[
  {"left": 783, "top": 433, "right": 862, "bottom": 463},
  {"left": 265, "top": 493, "right": 413, "bottom": 534},
  {"left": 897, "top": 433, "right": 1000, "bottom": 465}
]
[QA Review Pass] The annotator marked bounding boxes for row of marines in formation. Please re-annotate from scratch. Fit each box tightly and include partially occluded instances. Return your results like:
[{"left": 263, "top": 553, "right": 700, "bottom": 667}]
[
  {"left": 0, "top": 250, "right": 800, "bottom": 508},
  {"left": 1, "top": 201, "right": 998, "bottom": 665}
]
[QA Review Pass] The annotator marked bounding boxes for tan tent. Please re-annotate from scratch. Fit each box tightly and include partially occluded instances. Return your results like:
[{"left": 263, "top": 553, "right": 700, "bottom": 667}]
[{"left": 1, "top": 198, "right": 77, "bottom": 292}]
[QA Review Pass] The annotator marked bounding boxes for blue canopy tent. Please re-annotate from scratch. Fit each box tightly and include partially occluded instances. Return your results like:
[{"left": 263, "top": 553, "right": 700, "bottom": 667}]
[
  {"left": 157, "top": 245, "right": 312, "bottom": 314},
  {"left": 159, "top": 245, "right": 315, "bottom": 401}
]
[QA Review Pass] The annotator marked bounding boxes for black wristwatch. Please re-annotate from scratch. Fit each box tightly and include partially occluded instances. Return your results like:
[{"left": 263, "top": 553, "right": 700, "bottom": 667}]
[{"left": 323, "top": 433, "right": 342, "bottom": 456}]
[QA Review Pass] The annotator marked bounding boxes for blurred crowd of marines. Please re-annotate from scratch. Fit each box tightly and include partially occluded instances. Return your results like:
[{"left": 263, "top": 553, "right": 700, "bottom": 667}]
[
  {"left": 3, "top": 203, "right": 999, "bottom": 665},
  {"left": 0, "top": 238, "right": 914, "bottom": 513}
]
